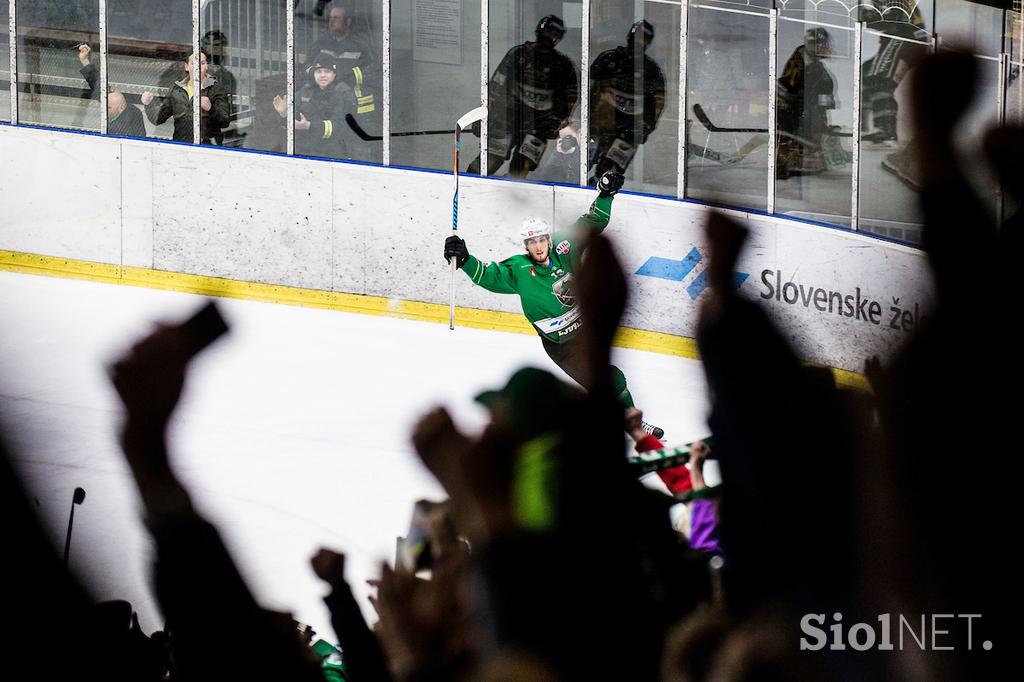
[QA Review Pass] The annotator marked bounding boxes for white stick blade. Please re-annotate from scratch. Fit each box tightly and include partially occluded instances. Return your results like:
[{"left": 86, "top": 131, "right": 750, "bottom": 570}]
[{"left": 456, "top": 106, "right": 488, "bottom": 131}]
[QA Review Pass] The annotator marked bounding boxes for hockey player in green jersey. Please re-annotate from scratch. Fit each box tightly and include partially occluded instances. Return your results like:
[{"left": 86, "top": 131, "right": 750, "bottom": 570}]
[{"left": 443, "top": 170, "right": 664, "bottom": 438}]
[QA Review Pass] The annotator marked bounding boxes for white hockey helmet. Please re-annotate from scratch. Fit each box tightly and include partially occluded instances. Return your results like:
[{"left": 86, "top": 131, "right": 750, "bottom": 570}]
[{"left": 520, "top": 217, "right": 552, "bottom": 242}]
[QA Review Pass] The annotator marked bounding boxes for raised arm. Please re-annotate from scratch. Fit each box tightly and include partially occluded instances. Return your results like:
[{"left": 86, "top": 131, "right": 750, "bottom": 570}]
[
  {"left": 558, "top": 172, "right": 624, "bottom": 270},
  {"left": 109, "top": 317, "right": 322, "bottom": 681},
  {"left": 142, "top": 90, "right": 174, "bottom": 126},
  {"left": 578, "top": 171, "right": 624, "bottom": 234},
  {"left": 78, "top": 45, "right": 99, "bottom": 98},
  {"left": 311, "top": 549, "right": 393, "bottom": 682},
  {"left": 444, "top": 236, "right": 518, "bottom": 294}
]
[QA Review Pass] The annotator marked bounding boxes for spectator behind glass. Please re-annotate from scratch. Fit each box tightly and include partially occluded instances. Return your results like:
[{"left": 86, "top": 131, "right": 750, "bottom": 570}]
[
  {"left": 77, "top": 44, "right": 147, "bottom": 138},
  {"left": 140, "top": 49, "right": 229, "bottom": 144},
  {"left": 201, "top": 30, "right": 238, "bottom": 145},
  {"left": 274, "top": 52, "right": 356, "bottom": 159},
  {"left": 306, "top": 2, "right": 381, "bottom": 161}
]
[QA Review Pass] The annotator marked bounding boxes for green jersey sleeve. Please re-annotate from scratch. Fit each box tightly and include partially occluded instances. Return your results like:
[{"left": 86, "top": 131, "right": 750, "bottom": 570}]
[
  {"left": 550, "top": 194, "right": 615, "bottom": 271},
  {"left": 462, "top": 255, "right": 519, "bottom": 294},
  {"left": 578, "top": 194, "right": 613, "bottom": 233}
]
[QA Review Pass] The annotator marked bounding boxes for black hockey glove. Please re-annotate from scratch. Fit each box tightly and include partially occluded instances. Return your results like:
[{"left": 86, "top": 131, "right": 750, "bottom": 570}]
[
  {"left": 597, "top": 171, "right": 625, "bottom": 197},
  {"left": 444, "top": 235, "right": 470, "bottom": 269}
]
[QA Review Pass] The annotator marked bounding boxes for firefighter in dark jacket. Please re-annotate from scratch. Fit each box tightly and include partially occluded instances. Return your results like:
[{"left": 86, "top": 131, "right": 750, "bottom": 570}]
[
  {"left": 141, "top": 49, "right": 230, "bottom": 144},
  {"left": 273, "top": 52, "right": 358, "bottom": 160}
]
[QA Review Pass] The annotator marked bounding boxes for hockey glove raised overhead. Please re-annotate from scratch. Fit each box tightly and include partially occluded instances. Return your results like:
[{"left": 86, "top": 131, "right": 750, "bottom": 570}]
[
  {"left": 444, "top": 235, "right": 470, "bottom": 269},
  {"left": 597, "top": 170, "right": 625, "bottom": 197}
]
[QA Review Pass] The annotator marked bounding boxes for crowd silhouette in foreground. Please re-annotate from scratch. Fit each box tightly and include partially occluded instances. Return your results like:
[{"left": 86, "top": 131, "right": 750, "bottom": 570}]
[{"left": 2, "top": 51, "right": 1016, "bottom": 680}]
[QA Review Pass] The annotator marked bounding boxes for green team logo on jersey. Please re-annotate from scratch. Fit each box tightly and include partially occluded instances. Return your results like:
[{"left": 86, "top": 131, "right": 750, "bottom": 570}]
[{"left": 552, "top": 273, "right": 575, "bottom": 306}]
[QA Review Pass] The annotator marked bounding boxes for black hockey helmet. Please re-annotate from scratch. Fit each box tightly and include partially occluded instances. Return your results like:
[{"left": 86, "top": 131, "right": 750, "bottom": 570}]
[
  {"left": 628, "top": 20, "right": 655, "bottom": 49},
  {"left": 805, "top": 26, "right": 833, "bottom": 59},
  {"left": 535, "top": 14, "right": 567, "bottom": 48}
]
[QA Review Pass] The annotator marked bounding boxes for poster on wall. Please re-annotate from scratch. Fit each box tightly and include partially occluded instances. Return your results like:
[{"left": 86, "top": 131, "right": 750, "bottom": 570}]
[{"left": 413, "top": 0, "right": 463, "bottom": 65}]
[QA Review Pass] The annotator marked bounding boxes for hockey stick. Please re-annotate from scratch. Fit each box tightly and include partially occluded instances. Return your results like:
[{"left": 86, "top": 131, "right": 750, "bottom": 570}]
[
  {"left": 450, "top": 105, "right": 488, "bottom": 330},
  {"left": 693, "top": 103, "right": 768, "bottom": 133},
  {"left": 693, "top": 103, "right": 853, "bottom": 138},
  {"left": 686, "top": 142, "right": 733, "bottom": 164},
  {"left": 345, "top": 114, "right": 455, "bottom": 142}
]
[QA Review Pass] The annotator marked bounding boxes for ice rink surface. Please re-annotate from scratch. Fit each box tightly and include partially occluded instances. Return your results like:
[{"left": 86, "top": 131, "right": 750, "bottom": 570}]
[{"left": 0, "top": 270, "right": 710, "bottom": 640}]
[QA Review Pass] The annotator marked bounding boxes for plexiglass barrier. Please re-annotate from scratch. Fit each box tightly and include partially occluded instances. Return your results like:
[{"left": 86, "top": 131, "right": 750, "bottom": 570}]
[
  {"left": 2, "top": 0, "right": 10, "bottom": 122},
  {"left": 2, "top": 0, "right": 1019, "bottom": 246}
]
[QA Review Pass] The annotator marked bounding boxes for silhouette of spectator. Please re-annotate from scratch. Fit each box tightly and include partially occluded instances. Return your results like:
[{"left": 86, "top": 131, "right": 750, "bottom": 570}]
[
  {"left": 77, "top": 44, "right": 147, "bottom": 138},
  {"left": 1, "top": 429, "right": 93, "bottom": 675},
  {"left": 108, "top": 315, "right": 325, "bottom": 681},
  {"left": 141, "top": 49, "right": 229, "bottom": 143},
  {"left": 1, "top": 425, "right": 174, "bottom": 680},
  {"left": 309, "top": 548, "right": 391, "bottom": 682}
]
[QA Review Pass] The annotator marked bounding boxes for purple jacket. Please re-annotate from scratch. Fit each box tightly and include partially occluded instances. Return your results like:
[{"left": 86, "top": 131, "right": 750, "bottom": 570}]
[{"left": 689, "top": 498, "right": 721, "bottom": 555}]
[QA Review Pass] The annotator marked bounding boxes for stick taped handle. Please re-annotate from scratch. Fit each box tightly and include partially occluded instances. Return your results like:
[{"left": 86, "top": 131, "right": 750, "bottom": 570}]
[{"left": 449, "top": 256, "right": 457, "bottom": 330}]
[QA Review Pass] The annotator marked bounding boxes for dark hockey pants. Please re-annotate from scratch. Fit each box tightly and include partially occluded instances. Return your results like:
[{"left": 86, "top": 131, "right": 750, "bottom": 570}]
[{"left": 542, "top": 335, "right": 635, "bottom": 408}]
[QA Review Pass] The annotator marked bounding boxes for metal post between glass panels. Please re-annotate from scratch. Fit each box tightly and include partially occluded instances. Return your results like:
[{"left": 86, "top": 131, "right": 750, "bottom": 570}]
[
  {"left": 998, "top": 52, "right": 1008, "bottom": 125},
  {"left": 382, "top": 0, "right": 391, "bottom": 165},
  {"left": 192, "top": 0, "right": 201, "bottom": 144},
  {"left": 677, "top": 0, "right": 688, "bottom": 199},
  {"left": 580, "top": 0, "right": 591, "bottom": 187},
  {"left": 254, "top": 0, "right": 263, "bottom": 82},
  {"left": 851, "top": 20, "right": 862, "bottom": 231},
  {"left": 997, "top": 51, "right": 1008, "bottom": 221},
  {"left": 99, "top": 0, "right": 108, "bottom": 135},
  {"left": 1018, "top": 58, "right": 1023, "bottom": 125},
  {"left": 8, "top": 0, "right": 16, "bottom": 123},
  {"left": 286, "top": 1, "right": 294, "bottom": 156},
  {"left": 767, "top": 7, "right": 778, "bottom": 215},
  {"left": 479, "top": 0, "right": 488, "bottom": 176}
]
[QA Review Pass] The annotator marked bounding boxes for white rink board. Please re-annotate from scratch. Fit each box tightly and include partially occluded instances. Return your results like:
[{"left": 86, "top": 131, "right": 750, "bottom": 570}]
[
  {"left": 0, "top": 124, "right": 934, "bottom": 372},
  {"left": 0, "top": 128, "right": 123, "bottom": 264},
  {"left": 151, "top": 147, "right": 335, "bottom": 290}
]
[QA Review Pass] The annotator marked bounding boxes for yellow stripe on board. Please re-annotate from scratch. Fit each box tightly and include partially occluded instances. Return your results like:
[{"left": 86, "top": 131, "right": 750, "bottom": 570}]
[{"left": 0, "top": 249, "right": 867, "bottom": 389}]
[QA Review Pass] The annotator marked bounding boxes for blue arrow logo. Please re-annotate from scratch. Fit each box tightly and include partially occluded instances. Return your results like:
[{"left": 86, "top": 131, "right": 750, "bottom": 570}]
[{"left": 635, "top": 247, "right": 748, "bottom": 300}]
